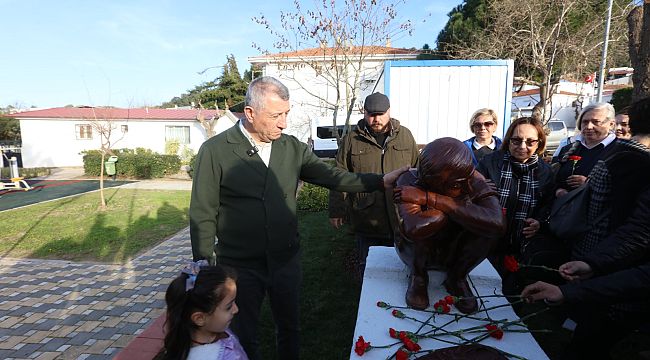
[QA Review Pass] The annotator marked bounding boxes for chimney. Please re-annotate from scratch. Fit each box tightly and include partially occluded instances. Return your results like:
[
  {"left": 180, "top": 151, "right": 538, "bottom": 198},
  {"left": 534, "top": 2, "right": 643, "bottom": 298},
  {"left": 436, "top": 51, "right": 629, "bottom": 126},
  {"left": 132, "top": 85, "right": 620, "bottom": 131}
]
[{"left": 386, "top": 36, "right": 391, "bottom": 47}]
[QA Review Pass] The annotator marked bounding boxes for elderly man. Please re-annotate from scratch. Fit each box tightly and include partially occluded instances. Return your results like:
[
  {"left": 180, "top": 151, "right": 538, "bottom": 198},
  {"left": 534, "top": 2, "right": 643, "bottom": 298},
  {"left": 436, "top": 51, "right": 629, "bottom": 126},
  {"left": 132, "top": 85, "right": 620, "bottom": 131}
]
[
  {"left": 189, "top": 76, "right": 406, "bottom": 360},
  {"left": 393, "top": 138, "right": 506, "bottom": 313},
  {"left": 523, "top": 96, "right": 650, "bottom": 359},
  {"left": 329, "top": 92, "right": 419, "bottom": 277}
]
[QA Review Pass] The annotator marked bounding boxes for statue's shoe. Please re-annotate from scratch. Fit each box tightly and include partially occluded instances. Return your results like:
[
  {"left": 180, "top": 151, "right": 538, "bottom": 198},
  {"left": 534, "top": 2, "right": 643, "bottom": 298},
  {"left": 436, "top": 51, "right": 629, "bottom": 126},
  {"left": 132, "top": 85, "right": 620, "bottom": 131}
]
[
  {"left": 443, "top": 278, "right": 478, "bottom": 314},
  {"left": 406, "top": 274, "right": 429, "bottom": 310}
]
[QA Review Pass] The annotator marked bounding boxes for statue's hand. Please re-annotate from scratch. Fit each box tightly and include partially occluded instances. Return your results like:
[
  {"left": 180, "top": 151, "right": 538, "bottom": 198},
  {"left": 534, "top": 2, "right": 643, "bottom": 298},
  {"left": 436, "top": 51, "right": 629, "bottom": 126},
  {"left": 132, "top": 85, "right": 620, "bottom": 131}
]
[{"left": 394, "top": 186, "right": 427, "bottom": 206}]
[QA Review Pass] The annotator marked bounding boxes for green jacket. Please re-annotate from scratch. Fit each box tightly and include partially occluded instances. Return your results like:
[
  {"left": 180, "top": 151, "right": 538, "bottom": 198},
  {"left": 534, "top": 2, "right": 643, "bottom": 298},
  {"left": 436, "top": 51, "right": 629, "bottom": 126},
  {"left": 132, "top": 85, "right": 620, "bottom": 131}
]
[
  {"left": 329, "top": 118, "right": 419, "bottom": 238},
  {"left": 189, "top": 122, "right": 383, "bottom": 269}
]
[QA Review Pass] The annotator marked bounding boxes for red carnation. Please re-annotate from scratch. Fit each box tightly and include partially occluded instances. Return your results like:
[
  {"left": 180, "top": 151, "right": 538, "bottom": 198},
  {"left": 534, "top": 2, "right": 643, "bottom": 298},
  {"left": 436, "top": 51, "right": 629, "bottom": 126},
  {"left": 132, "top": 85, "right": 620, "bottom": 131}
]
[
  {"left": 504, "top": 255, "right": 519, "bottom": 272},
  {"left": 376, "top": 301, "right": 389, "bottom": 308},
  {"left": 403, "top": 338, "right": 421, "bottom": 352},
  {"left": 567, "top": 155, "right": 582, "bottom": 161},
  {"left": 392, "top": 309, "right": 405, "bottom": 318},
  {"left": 389, "top": 328, "right": 397, "bottom": 339},
  {"left": 444, "top": 295, "right": 456, "bottom": 305},
  {"left": 485, "top": 324, "right": 504, "bottom": 340},
  {"left": 396, "top": 348, "right": 409, "bottom": 360},
  {"left": 354, "top": 336, "right": 371, "bottom": 355}
]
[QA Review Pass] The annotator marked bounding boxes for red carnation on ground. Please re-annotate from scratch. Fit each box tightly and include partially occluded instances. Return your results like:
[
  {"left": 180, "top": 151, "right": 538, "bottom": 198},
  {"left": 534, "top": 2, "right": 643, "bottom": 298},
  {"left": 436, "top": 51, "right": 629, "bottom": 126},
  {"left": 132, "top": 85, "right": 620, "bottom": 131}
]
[
  {"left": 434, "top": 300, "right": 451, "bottom": 313},
  {"left": 354, "top": 336, "right": 371, "bottom": 355},
  {"left": 389, "top": 328, "right": 397, "bottom": 338},
  {"left": 395, "top": 348, "right": 409, "bottom": 360},
  {"left": 444, "top": 295, "right": 457, "bottom": 305},
  {"left": 504, "top": 255, "right": 520, "bottom": 272},
  {"left": 403, "top": 338, "right": 421, "bottom": 352},
  {"left": 392, "top": 309, "right": 406, "bottom": 318},
  {"left": 485, "top": 324, "right": 504, "bottom": 340},
  {"left": 376, "top": 301, "right": 389, "bottom": 308}
]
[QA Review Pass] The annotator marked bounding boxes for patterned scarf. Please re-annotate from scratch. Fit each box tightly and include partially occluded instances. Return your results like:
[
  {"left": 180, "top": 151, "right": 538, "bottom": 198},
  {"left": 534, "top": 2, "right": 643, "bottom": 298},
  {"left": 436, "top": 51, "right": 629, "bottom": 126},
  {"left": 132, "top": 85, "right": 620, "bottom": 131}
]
[{"left": 497, "top": 153, "right": 539, "bottom": 249}]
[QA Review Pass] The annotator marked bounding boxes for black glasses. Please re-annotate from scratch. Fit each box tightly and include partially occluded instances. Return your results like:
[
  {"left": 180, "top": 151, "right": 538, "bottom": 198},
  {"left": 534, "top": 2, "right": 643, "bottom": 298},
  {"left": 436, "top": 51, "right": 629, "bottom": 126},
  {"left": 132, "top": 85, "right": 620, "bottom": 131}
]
[
  {"left": 472, "top": 121, "right": 495, "bottom": 129},
  {"left": 510, "top": 137, "right": 539, "bottom": 147}
]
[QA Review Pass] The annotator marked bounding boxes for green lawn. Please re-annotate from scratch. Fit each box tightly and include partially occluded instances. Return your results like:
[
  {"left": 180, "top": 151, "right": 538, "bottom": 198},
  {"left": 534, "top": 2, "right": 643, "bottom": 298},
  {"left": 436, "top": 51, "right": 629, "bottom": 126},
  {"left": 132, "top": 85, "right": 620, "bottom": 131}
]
[{"left": 0, "top": 188, "right": 190, "bottom": 262}]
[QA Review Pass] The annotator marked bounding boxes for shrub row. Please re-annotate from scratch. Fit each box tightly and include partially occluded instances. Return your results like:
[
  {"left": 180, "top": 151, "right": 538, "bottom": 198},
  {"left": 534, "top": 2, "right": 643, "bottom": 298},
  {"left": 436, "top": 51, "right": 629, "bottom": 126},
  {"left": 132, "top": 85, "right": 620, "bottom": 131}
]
[
  {"left": 82, "top": 148, "right": 181, "bottom": 179},
  {"left": 297, "top": 182, "right": 329, "bottom": 212}
]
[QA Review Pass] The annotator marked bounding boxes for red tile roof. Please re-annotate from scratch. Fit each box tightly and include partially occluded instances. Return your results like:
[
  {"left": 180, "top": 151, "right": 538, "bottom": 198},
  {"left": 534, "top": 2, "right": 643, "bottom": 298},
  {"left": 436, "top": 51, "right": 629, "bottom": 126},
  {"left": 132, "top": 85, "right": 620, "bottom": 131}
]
[
  {"left": 252, "top": 46, "right": 419, "bottom": 59},
  {"left": 8, "top": 107, "right": 222, "bottom": 121}
]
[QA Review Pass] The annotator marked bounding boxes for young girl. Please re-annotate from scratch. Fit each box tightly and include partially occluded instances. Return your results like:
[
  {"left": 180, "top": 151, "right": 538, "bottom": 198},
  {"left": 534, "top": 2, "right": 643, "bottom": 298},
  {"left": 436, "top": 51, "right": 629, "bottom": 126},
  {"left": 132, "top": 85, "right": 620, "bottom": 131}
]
[{"left": 156, "top": 260, "right": 248, "bottom": 360}]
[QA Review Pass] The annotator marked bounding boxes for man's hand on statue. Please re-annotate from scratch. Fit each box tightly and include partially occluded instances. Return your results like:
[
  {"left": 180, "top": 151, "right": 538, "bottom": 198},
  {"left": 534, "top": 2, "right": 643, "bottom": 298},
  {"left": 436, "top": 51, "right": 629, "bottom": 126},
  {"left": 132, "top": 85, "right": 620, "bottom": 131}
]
[
  {"left": 383, "top": 166, "right": 410, "bottom": 189},
  {"left": 522, "top": 218, "right": 540, "bottom": 238},
  {"left": 394, "top": 186, "right": 427, "bottom": 206},
  {"left": 521, "top": 281, "right": 565, "bottom": 305},
  {"left": 329, "top": 218, "right": 344, "bottom": 229},
  {"left": 566, "top": 175, "right": 587, "bottom": 189},
  {"left": 559, "top": 261, "right": 593, "bottom": 281}
]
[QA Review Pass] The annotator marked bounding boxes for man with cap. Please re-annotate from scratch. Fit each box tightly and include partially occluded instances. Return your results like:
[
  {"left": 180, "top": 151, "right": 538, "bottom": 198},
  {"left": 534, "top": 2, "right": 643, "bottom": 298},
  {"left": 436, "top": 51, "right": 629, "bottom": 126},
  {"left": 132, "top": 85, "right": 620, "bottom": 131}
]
[{"left": 329, "top": 92, "right": 419, "bottom": 277}]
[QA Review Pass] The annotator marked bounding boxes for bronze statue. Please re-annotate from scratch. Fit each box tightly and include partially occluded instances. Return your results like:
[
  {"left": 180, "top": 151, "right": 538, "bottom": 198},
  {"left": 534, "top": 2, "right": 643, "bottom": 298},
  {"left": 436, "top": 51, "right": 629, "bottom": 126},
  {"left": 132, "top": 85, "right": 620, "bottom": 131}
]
[{"left": 393, "top": 138, "right": 506, "bottom": 313}]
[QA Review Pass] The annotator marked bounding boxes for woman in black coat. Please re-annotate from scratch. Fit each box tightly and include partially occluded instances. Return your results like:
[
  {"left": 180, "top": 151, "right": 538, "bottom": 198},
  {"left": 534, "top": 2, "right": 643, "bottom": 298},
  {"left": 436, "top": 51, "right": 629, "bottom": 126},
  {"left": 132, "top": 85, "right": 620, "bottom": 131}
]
[{"left": 477, "top": 117, "right": 561, "bottom": 293}]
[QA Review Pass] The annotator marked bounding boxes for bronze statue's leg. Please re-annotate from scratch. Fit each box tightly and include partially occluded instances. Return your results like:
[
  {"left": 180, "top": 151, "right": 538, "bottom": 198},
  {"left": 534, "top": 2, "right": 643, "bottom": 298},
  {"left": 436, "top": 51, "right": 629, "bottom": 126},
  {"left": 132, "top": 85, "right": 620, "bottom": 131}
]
[
  {"left": 443, "top": 234, "right": 498, "bottom": 314},
  {"left": 405, "top": 240, "right": 430, "bottom": 310}
]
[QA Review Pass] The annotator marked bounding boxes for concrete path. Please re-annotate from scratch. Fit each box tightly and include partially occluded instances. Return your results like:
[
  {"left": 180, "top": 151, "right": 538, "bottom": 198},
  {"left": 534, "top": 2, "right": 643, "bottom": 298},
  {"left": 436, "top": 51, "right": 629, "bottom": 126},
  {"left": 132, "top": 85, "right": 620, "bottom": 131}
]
[{"left": 0, "top": 169, "right": 194, "bottom": 359}]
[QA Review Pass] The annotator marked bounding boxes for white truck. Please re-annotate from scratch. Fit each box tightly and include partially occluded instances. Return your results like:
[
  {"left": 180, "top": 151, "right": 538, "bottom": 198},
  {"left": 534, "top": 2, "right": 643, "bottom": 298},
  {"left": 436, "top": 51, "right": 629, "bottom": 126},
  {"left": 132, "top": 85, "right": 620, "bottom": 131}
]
[{"left": 311, "top": 59, "right": 514, "bottom": 156}]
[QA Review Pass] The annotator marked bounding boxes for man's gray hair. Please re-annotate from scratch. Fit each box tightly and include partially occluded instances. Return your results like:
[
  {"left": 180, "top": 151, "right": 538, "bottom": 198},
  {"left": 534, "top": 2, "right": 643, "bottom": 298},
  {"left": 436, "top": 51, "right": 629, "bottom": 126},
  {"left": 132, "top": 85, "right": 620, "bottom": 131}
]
[
  {"left": 245, "top": 76, "right": 290, "bottom": 110},
  {"left": 577, "top": 102, "right": 615, "bottom": 130}
]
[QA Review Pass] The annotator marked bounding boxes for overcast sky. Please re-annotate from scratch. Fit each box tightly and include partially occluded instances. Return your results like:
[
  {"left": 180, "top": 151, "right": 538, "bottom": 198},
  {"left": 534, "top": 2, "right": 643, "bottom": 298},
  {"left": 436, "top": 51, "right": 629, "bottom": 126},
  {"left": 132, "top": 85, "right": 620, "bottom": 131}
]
[{"left": 0, "top": 0, "right": 462, "bottom": 109}]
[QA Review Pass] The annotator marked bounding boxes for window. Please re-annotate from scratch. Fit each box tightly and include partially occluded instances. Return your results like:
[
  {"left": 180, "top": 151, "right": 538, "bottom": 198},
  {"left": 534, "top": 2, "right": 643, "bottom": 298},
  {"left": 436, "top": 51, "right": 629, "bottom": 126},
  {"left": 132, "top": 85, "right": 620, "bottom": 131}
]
[
  {"left": 76, "top": 124, "right": 93, "bottom": 140},
  {"left": 121, "top": 125, "right": 129, "bottom": 133},
  {"left": 316, "top": 125, "right": 357, "bottom": 139},
  {"left": 165, "top": 125, "right": 190, "bottom": 144}
]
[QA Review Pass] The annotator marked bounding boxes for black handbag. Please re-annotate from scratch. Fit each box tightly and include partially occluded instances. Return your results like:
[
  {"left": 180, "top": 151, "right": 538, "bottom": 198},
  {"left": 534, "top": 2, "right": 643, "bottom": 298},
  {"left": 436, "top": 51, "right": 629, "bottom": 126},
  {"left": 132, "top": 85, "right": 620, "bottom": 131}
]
[{"left": 548, "top": 183, "right": 592, "bottom": 243}]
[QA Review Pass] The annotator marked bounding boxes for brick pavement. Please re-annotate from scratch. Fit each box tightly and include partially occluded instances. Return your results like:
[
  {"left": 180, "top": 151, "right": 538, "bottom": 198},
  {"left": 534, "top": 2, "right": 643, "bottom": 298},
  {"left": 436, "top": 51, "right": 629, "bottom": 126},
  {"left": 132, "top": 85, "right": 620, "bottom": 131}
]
[{"left": 0, "top": 227, "right": 192, "bottom": 360}]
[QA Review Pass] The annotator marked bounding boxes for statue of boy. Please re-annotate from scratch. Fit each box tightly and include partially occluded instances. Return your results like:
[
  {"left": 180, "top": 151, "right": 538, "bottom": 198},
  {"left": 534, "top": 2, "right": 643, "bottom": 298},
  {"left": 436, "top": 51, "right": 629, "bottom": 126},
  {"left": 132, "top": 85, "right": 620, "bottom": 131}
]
[{"left": 393, "top": 138, "right": 506, "bottom": 313}]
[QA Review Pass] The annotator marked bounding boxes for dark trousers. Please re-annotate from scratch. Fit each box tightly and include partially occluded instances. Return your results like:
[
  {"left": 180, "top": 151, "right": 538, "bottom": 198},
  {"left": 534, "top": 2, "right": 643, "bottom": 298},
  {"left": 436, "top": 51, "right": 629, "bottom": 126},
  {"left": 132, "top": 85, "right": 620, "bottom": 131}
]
[
  {"left": 229, "top": 252, "right": 302, "bottom": 360},
  {"left": 356, "top": 234, "right": 393, "bottom": 274}
]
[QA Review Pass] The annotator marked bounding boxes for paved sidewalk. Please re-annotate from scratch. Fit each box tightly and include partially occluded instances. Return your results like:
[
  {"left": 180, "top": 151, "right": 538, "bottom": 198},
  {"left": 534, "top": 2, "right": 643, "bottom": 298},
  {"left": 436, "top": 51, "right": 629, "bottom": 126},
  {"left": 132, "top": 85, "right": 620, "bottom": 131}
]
[
  {"left": 0, "top": 172, "right": 194, "bottom": 359},
  {"left": 0, "top": 227, "right": 193, "bottom": 360}
]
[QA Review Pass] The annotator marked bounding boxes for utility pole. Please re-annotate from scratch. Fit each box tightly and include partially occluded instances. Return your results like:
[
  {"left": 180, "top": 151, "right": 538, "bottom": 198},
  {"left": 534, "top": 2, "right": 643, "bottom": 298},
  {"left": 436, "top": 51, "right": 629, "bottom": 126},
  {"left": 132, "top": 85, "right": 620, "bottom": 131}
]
[{"left": 596, "top": 0, "right": 614, "bottom": 102}]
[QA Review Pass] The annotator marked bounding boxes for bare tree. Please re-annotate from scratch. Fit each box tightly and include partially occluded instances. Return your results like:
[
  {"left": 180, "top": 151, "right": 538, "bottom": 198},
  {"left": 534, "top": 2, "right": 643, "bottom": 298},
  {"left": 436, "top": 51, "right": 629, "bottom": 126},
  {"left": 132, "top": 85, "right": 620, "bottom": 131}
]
[
  {"left": 628, "top": 1, "right": 650, "bottom": 101},
  {"left": 252, "top": 0, "right": 418, "bottom": 141},
  {"left": 87, "top": 109, "right": 127, "bottom": 209},
  {"left": 442, "top": 0, "right": 632, "bottom": 123},
  {"left": 196, "top": 103, "right": 219, "bottom": 139}
]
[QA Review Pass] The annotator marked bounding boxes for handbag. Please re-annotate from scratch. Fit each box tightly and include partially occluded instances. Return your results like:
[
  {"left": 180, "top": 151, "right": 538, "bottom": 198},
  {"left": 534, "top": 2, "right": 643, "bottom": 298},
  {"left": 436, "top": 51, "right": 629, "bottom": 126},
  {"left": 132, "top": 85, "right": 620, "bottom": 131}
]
[{"left": 548, "top": 183, "right": 592, "bottom": 243}]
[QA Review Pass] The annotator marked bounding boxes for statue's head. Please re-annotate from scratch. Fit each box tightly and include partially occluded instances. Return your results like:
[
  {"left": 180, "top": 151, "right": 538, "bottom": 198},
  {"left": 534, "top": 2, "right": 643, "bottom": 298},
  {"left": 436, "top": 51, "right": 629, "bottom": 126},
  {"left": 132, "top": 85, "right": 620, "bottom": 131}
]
[{"left": 417, "top": 137, "right": 474, "bottom": 198}]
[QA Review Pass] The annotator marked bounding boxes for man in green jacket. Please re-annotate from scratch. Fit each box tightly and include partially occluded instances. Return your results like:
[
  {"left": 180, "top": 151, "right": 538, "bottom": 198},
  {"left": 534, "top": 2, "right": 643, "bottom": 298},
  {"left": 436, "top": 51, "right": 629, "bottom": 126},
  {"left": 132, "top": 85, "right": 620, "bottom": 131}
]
[
  {"left": 329, "top": 92, "right": 419, "bottom": 276},
  {"left": 189, "top": 76, "right": 405, "bottom": 360}
]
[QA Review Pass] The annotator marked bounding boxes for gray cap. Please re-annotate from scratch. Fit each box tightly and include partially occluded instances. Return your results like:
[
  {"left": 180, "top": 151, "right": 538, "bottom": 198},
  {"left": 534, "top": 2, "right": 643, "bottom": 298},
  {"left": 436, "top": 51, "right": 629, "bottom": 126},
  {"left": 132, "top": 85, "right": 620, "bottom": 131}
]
[{"left": 364, "top": 93, "right": 390, "bottom": 114}]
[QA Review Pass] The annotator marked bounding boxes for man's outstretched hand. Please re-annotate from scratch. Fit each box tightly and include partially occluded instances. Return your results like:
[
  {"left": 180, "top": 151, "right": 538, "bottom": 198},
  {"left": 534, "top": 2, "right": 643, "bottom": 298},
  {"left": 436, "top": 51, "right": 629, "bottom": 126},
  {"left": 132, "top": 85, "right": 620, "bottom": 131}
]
[{"left": 383, "top": 166, "right": 410, "bottom": 189}]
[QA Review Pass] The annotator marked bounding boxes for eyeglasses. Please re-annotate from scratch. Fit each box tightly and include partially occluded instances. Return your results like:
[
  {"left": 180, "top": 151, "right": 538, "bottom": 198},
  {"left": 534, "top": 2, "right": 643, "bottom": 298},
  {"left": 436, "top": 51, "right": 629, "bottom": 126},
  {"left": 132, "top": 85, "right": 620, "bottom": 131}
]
[
  {"left": 510, "top": 137, "right": 539, "bottom": 147},
  {"left": 472, "top": 121, "right": 495, "bottom": 129}
]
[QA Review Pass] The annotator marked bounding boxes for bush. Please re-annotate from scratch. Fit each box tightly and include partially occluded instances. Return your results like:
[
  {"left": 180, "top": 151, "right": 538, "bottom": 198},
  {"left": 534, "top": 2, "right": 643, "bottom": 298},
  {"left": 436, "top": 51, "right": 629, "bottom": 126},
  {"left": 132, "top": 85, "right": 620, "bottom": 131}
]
[
  {"left": 297, "top": 182, "right": 329, "bottom": 211},
  {"left": 82, "top": 148, "right": 181, "bottom": 179},
  {"left": 1, "top": 167, "right": 50, "bottom": 179}
]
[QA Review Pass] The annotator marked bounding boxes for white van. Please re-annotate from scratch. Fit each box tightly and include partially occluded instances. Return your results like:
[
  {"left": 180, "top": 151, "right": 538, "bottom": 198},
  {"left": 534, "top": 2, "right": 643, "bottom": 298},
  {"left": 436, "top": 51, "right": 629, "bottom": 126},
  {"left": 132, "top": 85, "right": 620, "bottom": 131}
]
[{"left": 310, "top": 122, "right": 357, "bottom": 158}]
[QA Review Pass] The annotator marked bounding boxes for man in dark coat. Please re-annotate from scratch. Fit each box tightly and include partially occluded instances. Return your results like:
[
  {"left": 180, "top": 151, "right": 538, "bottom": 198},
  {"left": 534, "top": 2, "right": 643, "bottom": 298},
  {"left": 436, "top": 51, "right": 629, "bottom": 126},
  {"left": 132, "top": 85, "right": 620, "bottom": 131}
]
[
  {"left": 329, "top": 92, "right": 419, "bottom": 276},
  {"left": 189, "top": 76, "right": 406, "bottom": 360}
]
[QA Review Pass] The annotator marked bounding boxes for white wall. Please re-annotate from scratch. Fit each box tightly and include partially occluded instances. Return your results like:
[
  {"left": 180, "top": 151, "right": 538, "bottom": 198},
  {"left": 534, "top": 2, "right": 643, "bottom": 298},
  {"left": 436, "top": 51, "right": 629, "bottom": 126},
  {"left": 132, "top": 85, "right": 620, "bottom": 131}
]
[
  {"left": 261, "top": 59, "right": 388, "bottom": 142},
  {"left": 19, "top": 118, "right": 230, "bottom": 168},
  {"left": 386, "top": 60, "right": 514, "bottom": 145}
]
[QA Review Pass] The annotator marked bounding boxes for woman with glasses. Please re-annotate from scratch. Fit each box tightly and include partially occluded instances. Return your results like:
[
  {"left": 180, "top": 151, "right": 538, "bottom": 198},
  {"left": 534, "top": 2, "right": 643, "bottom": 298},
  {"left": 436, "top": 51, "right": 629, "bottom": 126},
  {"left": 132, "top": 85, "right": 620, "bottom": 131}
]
[
  {"left": 476, "top": 117, "right": 559, "bottom": 294},
  {"left": 554, "top": 103, "right": 619, "bottom": 198},
  {"left": 463, "top": 108, "right": 502, "bottom": 166}
]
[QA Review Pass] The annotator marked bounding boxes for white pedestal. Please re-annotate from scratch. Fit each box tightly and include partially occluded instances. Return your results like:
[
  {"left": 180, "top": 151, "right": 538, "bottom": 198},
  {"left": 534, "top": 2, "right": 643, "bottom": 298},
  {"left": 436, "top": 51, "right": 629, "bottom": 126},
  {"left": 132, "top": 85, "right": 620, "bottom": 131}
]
[{"left": 350, "top": 247, "right": 549, "bottom": 359}]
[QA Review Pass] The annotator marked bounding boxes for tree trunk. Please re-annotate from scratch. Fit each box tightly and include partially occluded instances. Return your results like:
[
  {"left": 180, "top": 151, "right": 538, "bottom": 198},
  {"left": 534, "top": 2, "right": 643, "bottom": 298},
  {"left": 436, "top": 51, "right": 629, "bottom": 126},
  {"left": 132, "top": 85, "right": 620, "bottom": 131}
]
[
  {"left": 99, "top": 152, "right": 106, "bottom": 209},
  {"left": 628, "top": 2, "right": 650, "bottom": 102}
]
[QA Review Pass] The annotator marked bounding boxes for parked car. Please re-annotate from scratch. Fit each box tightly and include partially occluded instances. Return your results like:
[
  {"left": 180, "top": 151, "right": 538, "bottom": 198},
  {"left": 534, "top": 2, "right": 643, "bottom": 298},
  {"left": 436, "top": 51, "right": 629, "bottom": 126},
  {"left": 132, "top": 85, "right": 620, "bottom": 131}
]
[{"left": 545, "top": 120, "right": 568, "bottom": 155}]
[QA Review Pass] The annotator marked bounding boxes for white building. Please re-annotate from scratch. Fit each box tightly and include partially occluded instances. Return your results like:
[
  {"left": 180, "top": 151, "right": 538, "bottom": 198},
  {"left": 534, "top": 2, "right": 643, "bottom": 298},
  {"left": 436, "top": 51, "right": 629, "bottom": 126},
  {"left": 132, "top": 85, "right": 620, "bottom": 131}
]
[
  {"left": 10, "top": 107, "right": 240, "bottom": 168},
  {"left": 249, "top": 46, "right": 420, "bottom": 142}
]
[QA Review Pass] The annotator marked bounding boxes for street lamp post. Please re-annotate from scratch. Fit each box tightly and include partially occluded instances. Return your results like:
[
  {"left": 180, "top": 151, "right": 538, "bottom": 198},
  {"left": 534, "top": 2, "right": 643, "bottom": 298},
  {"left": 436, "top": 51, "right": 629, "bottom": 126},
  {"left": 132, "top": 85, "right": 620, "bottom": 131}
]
[{"left": 596, "top": 0, "right": 614, "bottom": 102}]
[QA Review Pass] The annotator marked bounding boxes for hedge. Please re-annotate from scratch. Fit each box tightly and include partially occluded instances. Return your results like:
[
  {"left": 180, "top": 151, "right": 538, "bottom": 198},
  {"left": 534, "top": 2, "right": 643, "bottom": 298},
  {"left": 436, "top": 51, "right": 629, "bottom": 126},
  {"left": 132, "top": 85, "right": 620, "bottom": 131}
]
[{"left": 82, "top": 148, "right": 181, "bottom": 179}]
